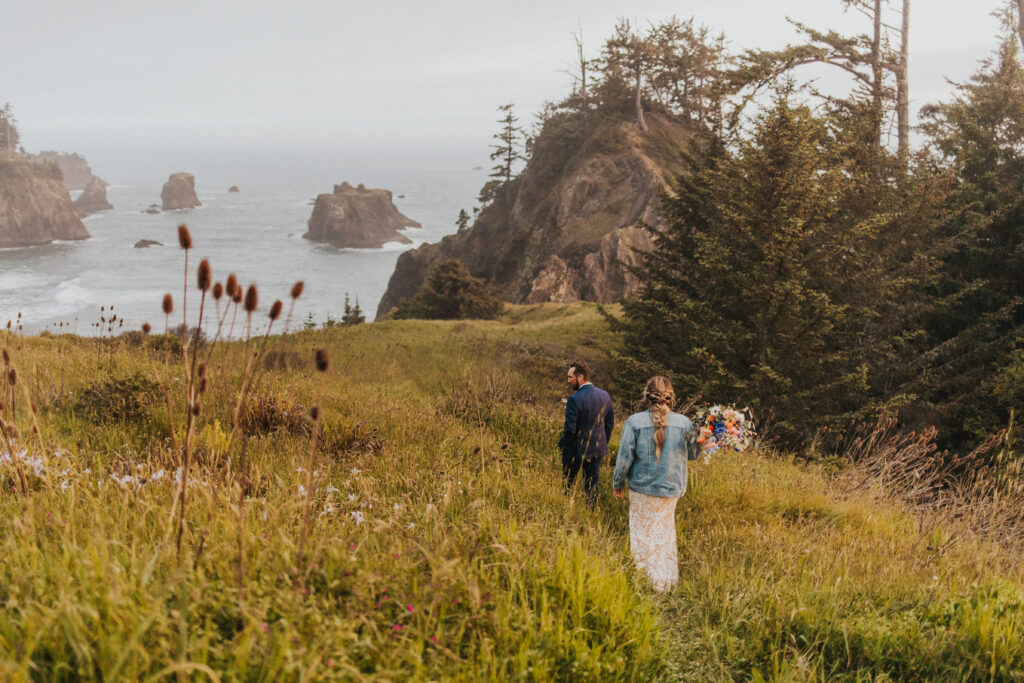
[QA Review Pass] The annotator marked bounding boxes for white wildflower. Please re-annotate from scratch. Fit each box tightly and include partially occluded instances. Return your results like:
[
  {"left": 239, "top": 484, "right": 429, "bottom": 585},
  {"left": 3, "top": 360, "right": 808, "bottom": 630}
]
[
  {"left": 298, "top": 484, "right": 307, "bottom": 496},
  {"left": 347, "top": 493, "right": 356, "bottom": 502},
  {"left": 350, "top": 510, "right": 364, "bottom": 525}
]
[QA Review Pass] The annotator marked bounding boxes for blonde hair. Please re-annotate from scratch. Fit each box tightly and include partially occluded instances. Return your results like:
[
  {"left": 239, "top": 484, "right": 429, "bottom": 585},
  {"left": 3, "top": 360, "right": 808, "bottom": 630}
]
[{"left": 643, "top": 376, "right": 675, "bottom": 458}]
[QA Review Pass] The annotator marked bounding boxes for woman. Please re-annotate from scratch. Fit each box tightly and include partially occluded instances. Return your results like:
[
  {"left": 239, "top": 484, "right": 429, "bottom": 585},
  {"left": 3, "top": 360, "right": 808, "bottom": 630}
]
[{"left": 612, "top": 376, "right": 692, "bottom": 592}]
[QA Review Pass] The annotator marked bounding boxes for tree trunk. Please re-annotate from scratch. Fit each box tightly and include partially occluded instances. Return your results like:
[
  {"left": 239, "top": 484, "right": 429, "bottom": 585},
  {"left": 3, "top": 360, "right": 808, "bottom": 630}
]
[
  {"left": 897, "top": 0, "right": 910, "bottom": 167},
  {"left": 1016, "top": 0, "right": 1024, "bottom": 56},
  {"left": 871, "top": 0, "right": 883, "bottom": 151},
  {"left": 635, "top": 67, "right": 648, "bottom": 132}
]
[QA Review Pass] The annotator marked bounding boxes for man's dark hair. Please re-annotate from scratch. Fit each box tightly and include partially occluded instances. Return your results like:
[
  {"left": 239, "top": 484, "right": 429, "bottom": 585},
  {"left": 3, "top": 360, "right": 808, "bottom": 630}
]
[{"left": 568, "top": 360, "right": 591, "bottom": 381}]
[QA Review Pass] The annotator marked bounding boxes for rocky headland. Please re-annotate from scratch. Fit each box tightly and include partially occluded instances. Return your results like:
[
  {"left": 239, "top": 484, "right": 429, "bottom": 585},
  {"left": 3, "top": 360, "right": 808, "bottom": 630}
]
[
  {"left": 304, "top": 182, "right": 421, "bottom": 249},
  {"left": 376, "top": 112, "right": 691, "bottom": 317},
  {"left": 0, "top": 158, "right": 90, "bottom": 248},
  {"left": 74, "top": 175, "right": 113, "bottom": 215},
  {"left": 161, "top": 173, "right": 201, "bottom": 210},
  {"left": 27, "top": 151, "right": 94, "bottom": 191}
]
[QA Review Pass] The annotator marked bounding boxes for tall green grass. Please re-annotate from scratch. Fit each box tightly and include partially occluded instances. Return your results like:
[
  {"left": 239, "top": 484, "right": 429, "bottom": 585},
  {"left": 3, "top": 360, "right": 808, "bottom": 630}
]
[{"left": 0, "top": 303, "right": 1022, "bottom": 680}]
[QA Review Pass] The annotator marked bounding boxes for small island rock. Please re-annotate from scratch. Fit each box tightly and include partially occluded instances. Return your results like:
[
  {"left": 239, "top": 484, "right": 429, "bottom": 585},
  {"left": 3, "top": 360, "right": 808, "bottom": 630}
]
[
  {"left": 134, "top": 239, "right": 163, "bottom": 248},
  {"left": 160, "top": 173, "right": 201, "bottom": 210},
  {"left": 228, "top": 185, "right": 240, "bottom": 193},
  {"left": 74, "top": 175, "right": 113, "bottom": 215},
  {"left": 143, "top": 204, "right": 161, "bottom": 214},
  {"left": 303, "top": 181, "right": 421, "bottom": 249}
]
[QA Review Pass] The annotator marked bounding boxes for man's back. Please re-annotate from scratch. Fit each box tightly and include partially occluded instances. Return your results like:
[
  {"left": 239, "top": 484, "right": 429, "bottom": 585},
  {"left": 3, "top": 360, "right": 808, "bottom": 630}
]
[{"left": 560, "top": 384, "right": 615, "bottom": 461}]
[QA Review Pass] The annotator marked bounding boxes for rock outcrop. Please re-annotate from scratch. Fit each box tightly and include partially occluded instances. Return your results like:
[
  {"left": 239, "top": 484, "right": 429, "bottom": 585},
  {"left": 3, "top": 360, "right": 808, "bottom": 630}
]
[
  {"left": 377, "top": 113, "right": 692, "bottom": 318},
  {"left": 74, "top": 175, "right": 113, "bottom": 215},
  {"left": 303, "top": 182, "right": 421, "bottom": 249},
  {"left": 0, "top": 158, "right": 90, "bottom": 248},
  {"left": 228, "top": 185, "right": 240, "bottom": 193},
  {"left": 134, "top": 239, "right": 162, "bottom": 248},
  {"left": 143, "top": 204, "right": 161, "bottom": 214},
  {"left": 27, "top": 151, "right": 94, "bottom": 190},
  {"left": 160, "top": 173, "right": 201, "bottom": 210}
]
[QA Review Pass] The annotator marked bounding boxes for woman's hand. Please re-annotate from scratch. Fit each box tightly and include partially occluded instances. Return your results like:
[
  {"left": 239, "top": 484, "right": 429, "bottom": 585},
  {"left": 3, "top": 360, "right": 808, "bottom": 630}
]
[{"left": 613, "top": 488, "right": 623, "bottom": 499}]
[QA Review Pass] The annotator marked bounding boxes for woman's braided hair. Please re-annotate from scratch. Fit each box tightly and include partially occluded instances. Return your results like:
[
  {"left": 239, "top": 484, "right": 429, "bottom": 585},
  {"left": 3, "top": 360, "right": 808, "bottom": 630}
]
[{"left": 643, "top": 376, "right": 675, "bottom": 459}]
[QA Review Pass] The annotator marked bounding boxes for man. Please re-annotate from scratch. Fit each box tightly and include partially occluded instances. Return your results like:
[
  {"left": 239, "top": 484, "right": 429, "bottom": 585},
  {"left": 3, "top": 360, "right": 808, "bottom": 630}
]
[{"left": 559, "top": 360, "right": 614, "bottom": 506}]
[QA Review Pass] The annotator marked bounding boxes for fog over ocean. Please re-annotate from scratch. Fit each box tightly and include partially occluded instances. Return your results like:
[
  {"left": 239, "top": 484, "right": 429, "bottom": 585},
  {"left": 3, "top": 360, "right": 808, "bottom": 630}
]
[{"left": 0, "top": 147, "right": 484, "bottom": 334}]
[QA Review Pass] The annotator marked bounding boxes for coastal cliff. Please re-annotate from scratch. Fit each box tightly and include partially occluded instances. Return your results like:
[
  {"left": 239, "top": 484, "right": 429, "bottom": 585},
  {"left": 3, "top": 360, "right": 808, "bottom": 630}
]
[
  {"left": 303, "top": 182, "right": 421, "bottom": 249},
  {"left": 0, "top": 158, "right": 90, "bottom": 248},
  {"left": 377, "top": 112, "right": 692, "bottom": 318},
  {"left": 27, "top": 151, "right": 94, "bottom": 190}
]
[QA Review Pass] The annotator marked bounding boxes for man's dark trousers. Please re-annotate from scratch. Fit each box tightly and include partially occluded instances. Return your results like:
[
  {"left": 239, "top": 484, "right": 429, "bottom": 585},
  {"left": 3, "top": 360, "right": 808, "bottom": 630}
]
[{"left": 559, "top": 383, "right": 614, "bottom": 507}]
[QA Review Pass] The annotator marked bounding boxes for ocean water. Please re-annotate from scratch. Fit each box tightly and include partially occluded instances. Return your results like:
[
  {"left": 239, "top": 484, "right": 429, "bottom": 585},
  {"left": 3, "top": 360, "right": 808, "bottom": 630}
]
[{"left": 0, "top": 147, "right": 484, "bottom": 334}]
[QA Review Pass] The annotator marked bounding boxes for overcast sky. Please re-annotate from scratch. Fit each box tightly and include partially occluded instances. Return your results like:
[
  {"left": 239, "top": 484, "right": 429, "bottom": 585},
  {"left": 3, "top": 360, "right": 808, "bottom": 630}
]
[{"left": 1, "top": 0, "right": 1011, "bottom": 154}]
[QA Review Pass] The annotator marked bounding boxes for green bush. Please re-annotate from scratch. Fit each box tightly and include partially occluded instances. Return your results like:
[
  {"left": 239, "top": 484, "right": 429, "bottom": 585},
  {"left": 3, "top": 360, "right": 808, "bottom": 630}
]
[{"left": 393, "top": 259, "right": 503, "bottom": 320}]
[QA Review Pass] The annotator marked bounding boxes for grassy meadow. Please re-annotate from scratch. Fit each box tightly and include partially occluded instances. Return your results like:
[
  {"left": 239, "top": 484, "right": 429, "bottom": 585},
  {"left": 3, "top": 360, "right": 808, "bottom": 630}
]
[{"left": 1, "top": 299, "right": 1023, "bottom": 681}]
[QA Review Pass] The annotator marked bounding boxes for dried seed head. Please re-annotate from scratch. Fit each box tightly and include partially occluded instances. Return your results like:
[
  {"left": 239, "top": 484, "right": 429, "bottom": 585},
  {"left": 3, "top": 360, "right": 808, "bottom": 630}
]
[
  {"left": 199, "top": 376, "right": 208, "bottom": 394},
  {"left": 225, "top": 273, "right": 238, "bottom": 298},
  {"left": 9, "top": 424, "right": 20, "bottom": 439},
  {"left": 192, "top": 401, "right": 201, "bottom": 416},
  {"left": 198, "top": 362, "right": 207, "bottom": 378},
  {"left": 142, "top": 322, "right": 152, "bottom": 334},
  {"left": 232, "top": 288, "right": 243, "bottom": 304},
  {"left": 212, "top": 282, "right": 224, "bottom": 300},
  {"left": 269, "top": 300, "right": 283, "bottom": 321},
  {"left": 178, "top": 224, "right": 193, "bottom": 249},
  {"left": 291, "top": 281, "right": 305, "bottom": 299},
  {"left": 197, "top": 259, "right": 212, "bottom": 291},
  {"left": 310, "top": 405, "right": 321, "bottom": 421},
  {"left": 7, "top": 368, "right": 16, "bottom": 386},
  {"left": 2, "top": 348, "right": 8, "bottom": 365},
  {"left": 244, "top": 285, "right": 258, "bottom": 313},
  {"left": 162, "top": 294, "right": 174, "bottom": 315},
  {"left": 314, "top": 348, "right": 329, "bottom": 372},
  {"left": 30, "top": 403, "right": 37, "bottom": 415}
]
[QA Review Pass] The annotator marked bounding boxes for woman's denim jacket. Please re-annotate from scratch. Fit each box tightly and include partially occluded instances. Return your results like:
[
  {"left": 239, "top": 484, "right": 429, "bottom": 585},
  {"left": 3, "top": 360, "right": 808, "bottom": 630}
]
[{"left": 612, "top": 410, "right": 692, "bottom": 497}]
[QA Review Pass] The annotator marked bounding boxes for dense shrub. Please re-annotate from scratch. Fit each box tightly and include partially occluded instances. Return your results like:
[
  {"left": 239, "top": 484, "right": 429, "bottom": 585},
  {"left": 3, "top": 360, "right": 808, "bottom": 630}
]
[{"left": 393, "top": 259, "right": 503, "bottom": 320}]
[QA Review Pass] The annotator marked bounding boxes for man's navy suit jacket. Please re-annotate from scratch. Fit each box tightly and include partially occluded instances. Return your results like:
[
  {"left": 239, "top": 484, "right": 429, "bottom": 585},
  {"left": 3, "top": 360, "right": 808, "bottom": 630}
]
[{"left": 559, "top": 383, "right": 615, "bottom": 461}]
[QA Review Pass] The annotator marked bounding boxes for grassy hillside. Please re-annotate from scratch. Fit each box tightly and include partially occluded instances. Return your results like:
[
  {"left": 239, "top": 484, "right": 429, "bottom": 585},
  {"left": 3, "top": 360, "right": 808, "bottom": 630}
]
[{"left": 1, "top": 303, "right": 1022, "bottom": 681}]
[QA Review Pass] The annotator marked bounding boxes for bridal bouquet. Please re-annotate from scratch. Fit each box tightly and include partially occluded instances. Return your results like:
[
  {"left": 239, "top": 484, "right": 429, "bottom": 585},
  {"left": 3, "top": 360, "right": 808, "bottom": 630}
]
[{"left": 689, "top": 405, "right": 755, "bottom": 461}]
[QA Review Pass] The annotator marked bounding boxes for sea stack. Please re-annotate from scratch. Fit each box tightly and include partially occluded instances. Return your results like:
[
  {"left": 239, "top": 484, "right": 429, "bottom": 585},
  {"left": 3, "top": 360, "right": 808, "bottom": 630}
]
[
  {"left": 303, "top": 181, "right": 421, "bottom": 249},
  {"left": 160, "top": 172, "right": 201, "bottom": 210},
  {"left": 0, "top": 157, "right": 90, "bottom": 248},
  {"left": 74, "top": 176, "right": 113, "bottom": 215}
]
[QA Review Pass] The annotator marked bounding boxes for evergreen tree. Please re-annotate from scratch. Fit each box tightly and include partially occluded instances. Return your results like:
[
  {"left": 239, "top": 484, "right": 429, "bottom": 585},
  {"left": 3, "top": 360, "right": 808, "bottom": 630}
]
[
  {"left": 393, "top": 259, "right": 503, "bottom": 320},
  {"left": 617, "top": 88, "right": 909, "bottom": 445},
  {"left": 455, "top": 209, "right": 471, "bottom": 233},
  {"left": 341, "top": 294, "right": 366, "bottom": 326},
  {"left": 916, "top": 37, "right": 1024, "bottom": 445},
  {"left": 0, "top": 103, "right": 20, "bottom": 157},
  {"left": 478, "top": 103, "right": 526, "bottom": 207}
]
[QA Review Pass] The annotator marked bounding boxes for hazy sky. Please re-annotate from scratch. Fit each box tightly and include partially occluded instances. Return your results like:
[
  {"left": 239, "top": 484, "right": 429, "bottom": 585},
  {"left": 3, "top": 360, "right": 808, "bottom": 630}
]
[{"left": 1, "top": 0, "right": 1011, "bottom": 155}]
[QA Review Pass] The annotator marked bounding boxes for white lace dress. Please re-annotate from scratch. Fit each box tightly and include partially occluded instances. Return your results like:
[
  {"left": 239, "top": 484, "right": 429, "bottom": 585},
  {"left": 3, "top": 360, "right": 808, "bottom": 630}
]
[{"left": 628, "top": 491, "right": 679, "bottom": 592}]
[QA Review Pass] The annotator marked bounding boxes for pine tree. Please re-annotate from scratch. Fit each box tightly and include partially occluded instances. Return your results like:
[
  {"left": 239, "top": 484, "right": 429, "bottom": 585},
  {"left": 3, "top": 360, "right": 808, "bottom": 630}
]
[
  {"left": 478, "top": 103, "right": 526, "bottom": 206},
  {"left": 0, "top": 103, "right": 21, "bottom": 157},
  {"left": 393, "top": 259, "right": 503, "bottom": 320},
  {"left": 915, "top": 37, "right": 1024, "bottom": 445},
  {"left": 618, "top": 87, "right": 905, "bottom": 445},
  {"left": 455, "top": 209, "right": 471, "bottom": 233},
  {"left": 341, "top": 293, "right": 366, "bottom": 326}
]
